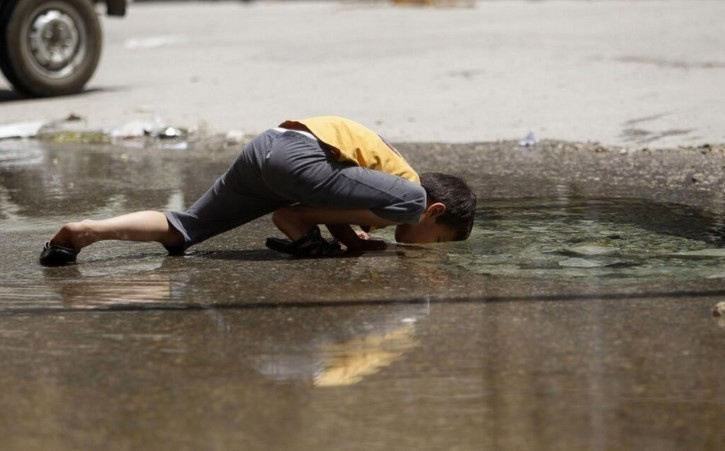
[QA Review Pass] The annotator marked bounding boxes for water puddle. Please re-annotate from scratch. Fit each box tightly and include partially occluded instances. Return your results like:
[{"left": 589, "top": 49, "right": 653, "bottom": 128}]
[
  {"left": 248, "top": 304, "right": 427, "bottom": 387},
  {"left": 429, "top": 199, "right": 724, "bottom": 283},
  {"left": 1, "top": 140, "right": 723, "bottom": 310}
]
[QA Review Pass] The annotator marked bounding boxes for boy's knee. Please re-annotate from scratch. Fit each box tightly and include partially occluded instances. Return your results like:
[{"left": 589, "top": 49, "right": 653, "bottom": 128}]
[
  {"left": 398, "top": 184, "right": 427, "bottom": 219},
  {"left": 372, "top": 184, "right": 426, "bottom": 224},
  {"left": 411, "top": 185, "right": 427, "bottom": 211}
]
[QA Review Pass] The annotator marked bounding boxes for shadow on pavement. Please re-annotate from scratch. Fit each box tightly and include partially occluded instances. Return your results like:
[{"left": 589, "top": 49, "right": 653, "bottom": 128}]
[{"left": 0, "top": 86, "right": 126, "bottom": 104}]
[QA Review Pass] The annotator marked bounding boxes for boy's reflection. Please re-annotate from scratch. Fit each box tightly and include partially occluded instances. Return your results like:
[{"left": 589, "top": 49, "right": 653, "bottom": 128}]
[
  {"left": 44, "top": 259, "right": 429, "bottom": 386},
  {"left": 253, "top": 322, "right": 420, "bottom": 387}
]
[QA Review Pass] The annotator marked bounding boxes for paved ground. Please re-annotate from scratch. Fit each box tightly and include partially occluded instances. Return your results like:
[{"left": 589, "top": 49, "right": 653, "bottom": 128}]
[{"left": 1, "top": 0, "right": 724, "bottom": 146}]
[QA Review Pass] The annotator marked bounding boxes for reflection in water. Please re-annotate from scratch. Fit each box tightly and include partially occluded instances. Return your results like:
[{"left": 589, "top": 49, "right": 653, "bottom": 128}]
[
  {"left": 0, "top": 140, "right": 44, "bottom": 168},
  {"left": 315, "top": 324, "right": 417, "bottom": 387},
  {"left": 56, "top": 273, "right": 173, "bottom": 308},
  {"left": 253, "top": 309, "right": 423, "bottom": 387},
  {"left": 0, "top": 140, "right": 226, "bottom": 221},
  {"left": 255, "top": 323, "right": 419, "bottom": 387},
  {"left": 1, "top": 297, "right": 721, "bottom": 450},
  {"left": 43, "top": 264, "right": 426, "bottom": 387}
]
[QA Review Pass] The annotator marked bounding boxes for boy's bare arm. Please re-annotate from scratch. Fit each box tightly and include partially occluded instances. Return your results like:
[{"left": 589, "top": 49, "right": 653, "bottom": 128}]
[{"left": 272, "top": 206, "right": 399, "bottom": 250}]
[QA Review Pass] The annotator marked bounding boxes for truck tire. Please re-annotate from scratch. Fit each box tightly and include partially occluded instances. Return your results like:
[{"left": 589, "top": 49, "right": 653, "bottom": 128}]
[{"left": 0, "top": 0, "right": 102, "bottom": 97}]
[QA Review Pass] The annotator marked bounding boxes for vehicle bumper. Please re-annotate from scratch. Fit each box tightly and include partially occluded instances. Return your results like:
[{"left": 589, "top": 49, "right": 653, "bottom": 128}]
[{"left": 105, "top": 0, "right": 125, "bottom": 17}]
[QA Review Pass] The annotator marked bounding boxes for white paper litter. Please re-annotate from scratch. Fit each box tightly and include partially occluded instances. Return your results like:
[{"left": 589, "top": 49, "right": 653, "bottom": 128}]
[{"left": 0, "top": 121, "right": 46, "bottom": 140}]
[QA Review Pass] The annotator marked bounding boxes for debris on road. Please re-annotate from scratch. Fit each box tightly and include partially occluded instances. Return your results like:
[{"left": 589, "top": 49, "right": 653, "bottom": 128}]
[
  {"left": 519, "top": 131, "right": 538, "bottom": 147},
  {"left": 0, "top": 114, "right": 194, "bottom": 148},
  {"left": 225, "top": 130, "right": 245, "bottom": 146},
  {"left": 155, "top": 127, "right": 186, "bottom": 140},
  {"left": 0, "top": 121, "right": 46, "bottom": 140}
]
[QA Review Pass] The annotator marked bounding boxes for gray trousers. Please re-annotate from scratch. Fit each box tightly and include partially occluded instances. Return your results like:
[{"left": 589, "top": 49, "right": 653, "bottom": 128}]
[{"left": 165, "top": 129, "right": 426, "bottom": 250}]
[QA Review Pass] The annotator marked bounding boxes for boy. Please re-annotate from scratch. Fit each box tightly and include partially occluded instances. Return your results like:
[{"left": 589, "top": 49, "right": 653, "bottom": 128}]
[{"left": 39, "top": 116, "right": 476, "bottom": 266}]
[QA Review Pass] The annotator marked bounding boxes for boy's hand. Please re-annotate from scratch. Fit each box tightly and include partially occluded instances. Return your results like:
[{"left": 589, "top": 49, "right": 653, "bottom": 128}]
[
  {"left": 327, "top": 224, "right": 386, "bottom": 253},
  {"left": 271, "top": 206, "right": 395, "bottom": 254}
]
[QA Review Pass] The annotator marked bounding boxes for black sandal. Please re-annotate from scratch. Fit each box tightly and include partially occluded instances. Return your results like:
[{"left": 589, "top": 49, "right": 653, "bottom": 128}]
[
  {"left": 39, "top": 242, "right": 78, "bottom": 266},
  {"left": 266, "top": 226, "right": 342, "bottom": 258}
]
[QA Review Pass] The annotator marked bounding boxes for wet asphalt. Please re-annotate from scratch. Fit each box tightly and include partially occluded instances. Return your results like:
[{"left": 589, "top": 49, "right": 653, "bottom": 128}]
[{"left": 0, "top": 138, "right": 723, "bottom": 450}]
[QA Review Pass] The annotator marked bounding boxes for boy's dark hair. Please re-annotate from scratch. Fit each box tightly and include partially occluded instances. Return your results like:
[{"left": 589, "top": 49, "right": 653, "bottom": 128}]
[{"left": 420, "top": 172, "right": 477, "bottom": 241}]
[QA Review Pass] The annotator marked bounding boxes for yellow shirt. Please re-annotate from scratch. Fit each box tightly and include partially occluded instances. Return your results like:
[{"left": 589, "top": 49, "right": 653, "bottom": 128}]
[{"left": 279, "top": 116, "right": 420, "bottom": 184}]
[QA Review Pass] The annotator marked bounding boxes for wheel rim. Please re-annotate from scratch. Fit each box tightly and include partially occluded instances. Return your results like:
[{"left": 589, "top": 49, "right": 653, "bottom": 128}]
[{"left": 24, "top": 4, "right": 87, "bottom": 79}]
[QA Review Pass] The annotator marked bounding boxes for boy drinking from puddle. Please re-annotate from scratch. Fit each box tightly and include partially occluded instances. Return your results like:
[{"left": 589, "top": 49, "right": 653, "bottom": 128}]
[{"left": 40, "top": 116, "right": 476, "bottom": 266}]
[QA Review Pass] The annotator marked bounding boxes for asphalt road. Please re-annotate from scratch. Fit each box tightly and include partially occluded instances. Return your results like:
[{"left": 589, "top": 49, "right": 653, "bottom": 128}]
[{"left": 1, "top": 0, "right": 724, "bottom": 146}]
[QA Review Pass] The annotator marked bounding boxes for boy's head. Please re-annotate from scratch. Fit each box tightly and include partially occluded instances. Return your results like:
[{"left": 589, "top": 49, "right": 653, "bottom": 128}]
[{"left": 395, "top": 172, "right": 477, "bottom": 244}]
